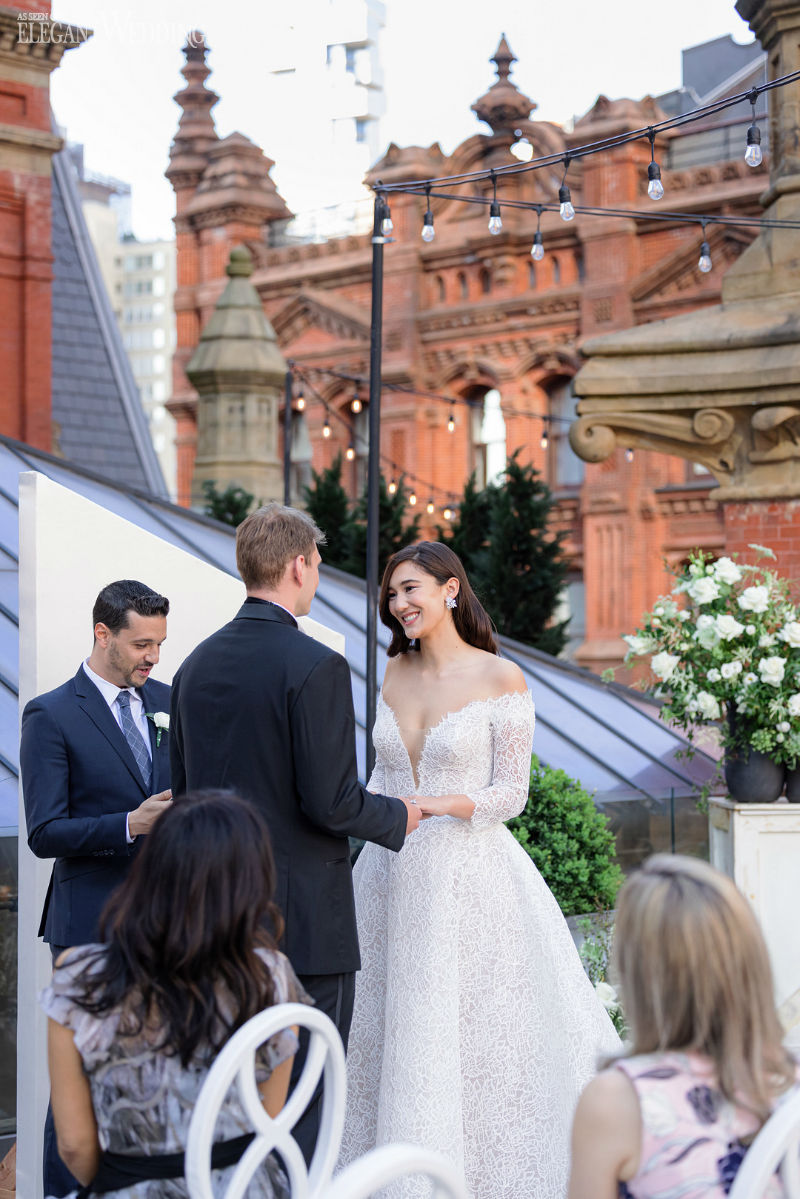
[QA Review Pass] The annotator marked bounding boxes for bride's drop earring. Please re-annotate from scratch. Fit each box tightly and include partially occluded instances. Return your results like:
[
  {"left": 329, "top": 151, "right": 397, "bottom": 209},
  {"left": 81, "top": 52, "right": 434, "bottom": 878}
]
[{"left": 445, "top": 595, "right": 457, "bottom": 610}]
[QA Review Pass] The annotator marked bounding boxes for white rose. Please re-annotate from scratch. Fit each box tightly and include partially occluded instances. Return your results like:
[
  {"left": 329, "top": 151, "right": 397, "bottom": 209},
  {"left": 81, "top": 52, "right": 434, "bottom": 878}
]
[
  {"left": 623, "top": 634, "right": 654, "bottom": 655},
  {"left": 696, "top": 625, "right": 721, "bottom": 651},
  {"left": 679, "top": 610, "right": 691, "bottom": 622},
  {"left": 777, "top": 733, "right": 785, "bottom": 742},
  {"left": 759, "top": 656, "right": 786, "bottom": 687},
  {"left": 759, "top": 633, "right": 776, "bottom": 648},
  {"left": 687, "top": 577, "right": 721, "bottom": 605},
  {"left": 738, "top": 585, "right": 770, "bottom": 614},
  {"left": 707, "top": 668, "right": 721, "bottom": 683},
  {"left": 780, "top": 621, "right": 800, "bottom": 648},
  {"left": 651, "top": 651, "right": 680, "bottom": 682},
  {"left": 713, "top": 557, "right": 742, "bottom": 585},
  {"left": 787, "top": 693, "right": 800, "bottom": 718},
  {"left": 778, "top": 721, "right": 790, "bottom": 733},
  {"left": 696, "top": 691, "right": 721, "bottom": 720},
  {"left": 743, "top": 672, "right": 757, "bottom": 687},
  {"left": 152, "top": 712, "right": 170, "bottom": 729},
  {"left": 715, "top": 615, "right": 745, "bottom": 640},
  {"left": 595, "top": 981, "right": 618, "bottom": 1010},
  {"left": 696, "top": 614, "right": 715, "bottom": 631},
  {"left": 745, "top": 625, "right": 756, "bottom": 635},
  {"left": 654, "top": 607, "right": 664, "bottom": 617},
  {"left": 721, "top": 661, "right": 743, "bottom": 679}
]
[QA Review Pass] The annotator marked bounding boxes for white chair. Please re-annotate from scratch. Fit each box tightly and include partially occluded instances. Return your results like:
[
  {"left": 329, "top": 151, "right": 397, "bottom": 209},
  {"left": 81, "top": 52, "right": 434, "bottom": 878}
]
[
  {"left": 727, "top": 1085, "right": 800, "bottom": 1199},
  {"left": 185, "top": 1002, "right": 346, "bottom": 1199},
  {"left": 323, "top": 1144, "right": 470, "bottom": 1199}
]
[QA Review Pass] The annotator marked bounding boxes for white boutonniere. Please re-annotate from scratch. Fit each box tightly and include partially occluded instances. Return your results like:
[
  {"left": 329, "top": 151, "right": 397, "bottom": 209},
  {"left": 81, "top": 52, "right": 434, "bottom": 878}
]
[{"left": 146, "top": 711, "right": 170, "bottom": 747}]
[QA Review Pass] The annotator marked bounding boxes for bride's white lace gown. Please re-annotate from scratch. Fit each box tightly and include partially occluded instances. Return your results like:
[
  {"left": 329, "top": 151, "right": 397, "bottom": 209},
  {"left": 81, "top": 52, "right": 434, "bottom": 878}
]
[{"left": 339, "top": 689, "right": 620, "bottom": 1198}]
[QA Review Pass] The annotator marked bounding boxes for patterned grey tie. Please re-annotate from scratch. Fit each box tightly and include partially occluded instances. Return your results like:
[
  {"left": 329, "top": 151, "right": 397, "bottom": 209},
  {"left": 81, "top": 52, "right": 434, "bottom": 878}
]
[{"left": 117, "top": 690, "right": 152, "bottom": 793}]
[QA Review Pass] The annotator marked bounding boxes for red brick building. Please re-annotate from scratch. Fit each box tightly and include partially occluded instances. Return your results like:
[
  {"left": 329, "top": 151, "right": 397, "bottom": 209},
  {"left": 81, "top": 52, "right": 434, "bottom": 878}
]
[{"left": 167, "top": 34, "right": 768, "bottom": 670}]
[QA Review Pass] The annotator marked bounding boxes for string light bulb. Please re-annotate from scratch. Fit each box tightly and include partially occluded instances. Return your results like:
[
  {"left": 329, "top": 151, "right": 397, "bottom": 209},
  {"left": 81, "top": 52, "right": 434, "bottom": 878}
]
[
  {"left": 380, "top": 198, "right": 393, "bottom": 237},
  {"left": 488, "top": 171, "right": 502, "bottom": 235},
  {"left": 408, "top": 491, "right": 417, "bottom": 506},
  {"left": 647, "top": 128, "right": 664, "bottom": 201},
  {"left": 351, "top": 392, "right": 362, "bottom": 413},
  {"left": 296, "top": 395, "right": 305, "bottom": 411},
  {"left": 426, "top": 498, "right": 435, "bottom": 514},
  {"left": 510, "top": 129, "right": 534, "bottom": 162},
  {"left": 322, "top": 416, "right": 331, "bottom": 439},
  {"left": 540, "top": 423, "right": 549, "bottom": 450},
  {"left": 346, "top": 442, "right": 356, "bottom": 461},
  {"left": 698, "top": 225, "right": 712, "bottom": 274},
  {"left": 625, "top": 447, "right": 635, "bottom": 463},
  {"left": 443, "top": 507, "right": 453, "bottom": 521},
  {"left": 421, "top": 187, "right": 435, "bottom": 242},
  {"left": 744, "top": 89, "right": 762, "bottom": 168},
  {"left": 558, "top": 157, "right": 574, "bottom": 222},
  {"left": 530, "top": 205, "right": 544, "bottom": 261},
  {"left": 447, "top": 407, "right": 456, "bottom": 433},
  {"left": 388, "top": 478, "right": 397, "bottom": 495}
]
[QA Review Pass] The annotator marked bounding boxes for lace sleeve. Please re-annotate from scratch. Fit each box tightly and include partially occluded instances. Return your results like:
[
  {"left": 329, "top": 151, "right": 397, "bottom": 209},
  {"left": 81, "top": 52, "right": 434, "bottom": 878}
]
[
  {"left": 466, "top": 691, "right": 535, "bottom": 831},
  {"left": 366, "top": 756, "right": 386, "bottom": 794}
]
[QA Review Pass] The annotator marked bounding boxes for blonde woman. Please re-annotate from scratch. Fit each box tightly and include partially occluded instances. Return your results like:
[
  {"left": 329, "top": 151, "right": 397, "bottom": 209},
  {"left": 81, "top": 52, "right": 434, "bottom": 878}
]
[{"left": 568, "top": 854, "right": 798, "bottom": 1199}]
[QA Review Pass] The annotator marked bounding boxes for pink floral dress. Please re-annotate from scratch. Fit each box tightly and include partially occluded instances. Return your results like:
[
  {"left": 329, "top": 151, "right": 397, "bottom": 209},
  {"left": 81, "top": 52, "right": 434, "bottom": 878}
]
[{"left": 615, "top": 1050, "right": 798, "bottom": 1198}]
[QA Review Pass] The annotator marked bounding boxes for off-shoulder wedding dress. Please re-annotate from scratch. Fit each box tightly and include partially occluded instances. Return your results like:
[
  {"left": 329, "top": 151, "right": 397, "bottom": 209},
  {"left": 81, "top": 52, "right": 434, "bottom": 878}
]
[{"left": 339, "top": 689, "right": 620, "bottom": 1198}]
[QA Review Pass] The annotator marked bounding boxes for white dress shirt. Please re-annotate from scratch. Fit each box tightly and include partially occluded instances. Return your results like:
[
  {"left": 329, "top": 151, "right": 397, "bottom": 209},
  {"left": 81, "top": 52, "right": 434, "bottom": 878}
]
[{"left": 83, "top": 660, "right": 152, "bottom": 840}]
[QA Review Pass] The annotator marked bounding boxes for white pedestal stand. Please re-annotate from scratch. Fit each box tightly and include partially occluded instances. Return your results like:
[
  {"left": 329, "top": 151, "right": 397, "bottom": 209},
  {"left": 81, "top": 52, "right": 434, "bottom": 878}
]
[{"left": 709, "top": 797, "right": 800, "bottom": 1051}]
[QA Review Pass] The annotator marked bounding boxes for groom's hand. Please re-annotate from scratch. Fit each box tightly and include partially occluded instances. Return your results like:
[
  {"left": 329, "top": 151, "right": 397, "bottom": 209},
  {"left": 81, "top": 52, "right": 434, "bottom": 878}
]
[
  {"left": 128, "top": 789, "right": 172, "bottom": 837},
  {"left": 400, "top": 797, "right": 422, "bottom": 835}
]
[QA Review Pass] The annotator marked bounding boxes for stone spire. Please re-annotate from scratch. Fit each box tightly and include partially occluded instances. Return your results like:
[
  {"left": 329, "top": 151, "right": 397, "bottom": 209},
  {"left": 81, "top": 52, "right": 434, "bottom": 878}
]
[
  {"left": 471, "top": 35, "right": 536, "bottom": 136},
  {"left": 166, "top": 32, "right": 219, "bottom": 196},
  {"left": 186, "top": 246, "right": 286, "bottom": 506}
]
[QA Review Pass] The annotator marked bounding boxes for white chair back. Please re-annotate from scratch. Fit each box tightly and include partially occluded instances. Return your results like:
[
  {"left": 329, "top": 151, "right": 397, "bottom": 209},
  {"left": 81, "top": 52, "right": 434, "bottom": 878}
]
[
  {"left": 323, "top": 1144, "right": 470, "bottom": 1199},
  {"left": 186, "top": 1002, "right": 346, "bottom": 1199},
  {"left": 728, "top": 1085, "right": 800, "bottom": 1199}
]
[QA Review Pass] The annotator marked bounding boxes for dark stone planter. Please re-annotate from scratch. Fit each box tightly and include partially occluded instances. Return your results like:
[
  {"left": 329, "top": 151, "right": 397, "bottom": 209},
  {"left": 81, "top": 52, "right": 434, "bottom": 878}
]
[
  {"left": 786, "top": 769, "right": 800, "bottom": 804},
  {"left": 724, "top": 748, "right": 785, "bottom": 803}
]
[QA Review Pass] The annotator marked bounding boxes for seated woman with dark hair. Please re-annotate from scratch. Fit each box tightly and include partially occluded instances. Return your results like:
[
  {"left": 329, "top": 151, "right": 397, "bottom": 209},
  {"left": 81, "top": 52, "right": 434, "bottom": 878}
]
[{"left": 41, "top": 791, "right": 310, "bottom": 1199}]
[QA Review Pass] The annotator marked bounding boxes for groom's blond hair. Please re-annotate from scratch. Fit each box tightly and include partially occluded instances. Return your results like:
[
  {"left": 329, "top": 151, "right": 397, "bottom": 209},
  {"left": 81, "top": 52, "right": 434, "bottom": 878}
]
[{"left": 236, "top": 503, "right": 325, "bottom": 591}]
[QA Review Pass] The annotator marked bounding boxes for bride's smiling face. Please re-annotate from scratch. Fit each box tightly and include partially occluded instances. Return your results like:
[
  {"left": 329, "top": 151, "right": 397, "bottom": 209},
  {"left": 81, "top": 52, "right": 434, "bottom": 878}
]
[{"left": 387, "top": 563, "right": 458, "bottom": 640}]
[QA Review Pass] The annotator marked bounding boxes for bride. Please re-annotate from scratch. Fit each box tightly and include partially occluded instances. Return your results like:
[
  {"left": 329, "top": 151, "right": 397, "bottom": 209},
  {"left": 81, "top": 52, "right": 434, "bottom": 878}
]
[{"left": 339, "top": 541, "right": 620, "bottom": 1198}]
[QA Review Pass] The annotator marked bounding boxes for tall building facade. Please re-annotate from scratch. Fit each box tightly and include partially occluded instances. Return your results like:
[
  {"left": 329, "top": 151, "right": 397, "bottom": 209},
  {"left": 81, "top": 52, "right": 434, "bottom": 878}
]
[
  {"left": 166, "top": 32, "right": 767, "bottom": 671},
  {"left": 70, "top": 150, "right": 178, "bottom": 497}
]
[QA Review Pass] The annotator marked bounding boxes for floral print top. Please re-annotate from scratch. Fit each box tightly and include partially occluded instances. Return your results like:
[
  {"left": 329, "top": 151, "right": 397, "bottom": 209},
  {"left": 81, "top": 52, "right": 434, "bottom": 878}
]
[{"left": 615, "top": 1050, "right": 797, "bottom": 1199}]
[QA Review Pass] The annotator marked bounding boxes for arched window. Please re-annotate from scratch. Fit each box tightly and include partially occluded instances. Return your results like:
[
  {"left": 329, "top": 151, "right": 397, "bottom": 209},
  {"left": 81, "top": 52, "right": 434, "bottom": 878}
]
[
  {"left": 468, "top": 387, "right": 506, "bottom": 488},
  {"left": 545, "top": 377, "right": 583, "bottom": 489},
  {"left": 458, "top": 271, "right": 468, "bottom": 300},
  {"left": 289, "top": 411, "right": 313, "bottom": 504},
  {"left": 436, "top": 275, "right": 446, "bottom": 303},
  {"left": 575, "top": 250, "right": 585, "bottom": 283},
  {"left": 552, "top": 255, "right": 561, "bottom": 286},
  {"left": 480, "top": 267, "right": 492, "bottom": 295},
  {"left": 528, "top": 262, "right": 537, "bottom": 290}
]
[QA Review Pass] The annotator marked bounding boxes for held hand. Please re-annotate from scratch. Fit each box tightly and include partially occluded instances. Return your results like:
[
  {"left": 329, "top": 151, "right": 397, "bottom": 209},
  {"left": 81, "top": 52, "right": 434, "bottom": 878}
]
[
  {"left": 416, "top": 795, "right": 453, "bottom": 818},
  {"left": 128, "top": 789, "right": 172, "bottom": 837},
  {"left": 400, "top": 797, "right": 422, "bottom": 835}
]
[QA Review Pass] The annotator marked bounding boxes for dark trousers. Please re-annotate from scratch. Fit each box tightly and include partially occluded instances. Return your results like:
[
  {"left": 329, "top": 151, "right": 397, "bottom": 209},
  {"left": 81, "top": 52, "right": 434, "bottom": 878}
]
[
  {"left": 291, "top": 971, "right": 355, "bottom": 1164},
  {"left": 44, "top": 944, "right": 81, "bottom": 1198}
]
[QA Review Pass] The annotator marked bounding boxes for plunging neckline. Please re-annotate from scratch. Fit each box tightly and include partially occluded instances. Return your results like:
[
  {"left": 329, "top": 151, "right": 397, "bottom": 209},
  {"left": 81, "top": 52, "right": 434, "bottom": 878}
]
[{"left": 378, "top": 691, "right": 520, "bottom": 791}]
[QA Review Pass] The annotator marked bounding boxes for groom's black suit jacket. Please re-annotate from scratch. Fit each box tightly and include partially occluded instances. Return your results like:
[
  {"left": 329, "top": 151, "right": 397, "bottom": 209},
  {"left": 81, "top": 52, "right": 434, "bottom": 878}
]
[{"left": 170, "top": 599, "right": 407, "bottom": 976}]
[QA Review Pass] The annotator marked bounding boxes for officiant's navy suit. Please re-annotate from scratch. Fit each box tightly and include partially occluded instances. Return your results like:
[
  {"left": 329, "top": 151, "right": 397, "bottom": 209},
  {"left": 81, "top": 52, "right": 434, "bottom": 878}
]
[{"left": 21, "top": 665, "right": 171, "bottom": 947}]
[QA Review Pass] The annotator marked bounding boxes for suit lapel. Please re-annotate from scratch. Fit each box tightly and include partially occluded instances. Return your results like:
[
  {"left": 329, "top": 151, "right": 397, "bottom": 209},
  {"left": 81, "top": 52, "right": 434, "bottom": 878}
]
[
  {"left": 73, "top": 667, "right": 149, "bottom": 795},
  {"left": 141, "top": 681, "right": 168, "bottom": 793}
]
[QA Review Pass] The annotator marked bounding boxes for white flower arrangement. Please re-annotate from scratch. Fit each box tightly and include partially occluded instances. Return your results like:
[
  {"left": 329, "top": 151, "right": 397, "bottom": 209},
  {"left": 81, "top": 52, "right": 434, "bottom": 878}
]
[{"left": 619, "top": 546, "right": 800, "bottom": 769}]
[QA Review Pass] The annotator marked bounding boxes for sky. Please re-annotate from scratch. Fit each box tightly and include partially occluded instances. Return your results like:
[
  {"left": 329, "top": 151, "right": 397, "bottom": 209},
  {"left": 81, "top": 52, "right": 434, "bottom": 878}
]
[{"left": 49, "top": 0, "right": 754, "bottom": 241}]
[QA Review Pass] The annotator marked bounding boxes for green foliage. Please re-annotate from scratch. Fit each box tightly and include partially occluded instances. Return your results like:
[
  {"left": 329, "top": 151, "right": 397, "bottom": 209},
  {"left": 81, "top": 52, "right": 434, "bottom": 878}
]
[
  {"left": 507, "top": 754, "right": 623, "bottom": 918},
  {"left": 442, "top": 453, "right": 570, "bottom": 654},
  {"left": 344, "top": 474, "right": 422, "bottom": 579},
  {"left": 201, "top": 480, "right": 255, "bottom": 527},
  {"left": 302, "top": 453, "right": 352, "bottom": 570}
]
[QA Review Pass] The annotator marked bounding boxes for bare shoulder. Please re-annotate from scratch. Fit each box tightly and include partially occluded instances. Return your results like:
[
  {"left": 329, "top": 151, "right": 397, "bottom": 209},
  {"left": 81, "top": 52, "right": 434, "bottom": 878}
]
[
  {"left": 576, "top": 1067, "right": 639, "bottom": 1124},
  {"left": 54, "top": 946, "right": 79, "bottom": 968},
  {"left": 485, "top": 654, "right": 527, "bottom": 695}
]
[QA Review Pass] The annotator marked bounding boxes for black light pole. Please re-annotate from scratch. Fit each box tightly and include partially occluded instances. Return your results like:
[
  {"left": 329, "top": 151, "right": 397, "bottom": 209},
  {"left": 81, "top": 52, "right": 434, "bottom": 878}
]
[
  {"left": 366, "top": 194, "right": 386, "bottom": 777},
  {"left": 283, "top": 360, "right": 294, "bottom": 506}
]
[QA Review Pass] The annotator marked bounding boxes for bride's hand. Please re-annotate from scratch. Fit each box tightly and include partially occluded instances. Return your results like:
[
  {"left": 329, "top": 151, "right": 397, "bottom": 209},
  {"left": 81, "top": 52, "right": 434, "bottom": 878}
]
[{"left": 415, "top": 795, "right": 452, "bottom": 818}]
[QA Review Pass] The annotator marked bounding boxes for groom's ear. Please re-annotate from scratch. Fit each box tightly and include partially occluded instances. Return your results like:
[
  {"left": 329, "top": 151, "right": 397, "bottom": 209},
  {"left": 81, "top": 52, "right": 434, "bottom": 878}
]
[{"left": 288, "top": 554, "right": 305, "bottom": 588}]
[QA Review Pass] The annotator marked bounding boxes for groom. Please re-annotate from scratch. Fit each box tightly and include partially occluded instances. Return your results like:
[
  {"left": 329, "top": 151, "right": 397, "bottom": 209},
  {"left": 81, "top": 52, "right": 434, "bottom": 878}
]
[{"left": 170, "top": 503, "right": 419, "bottom": 1156}]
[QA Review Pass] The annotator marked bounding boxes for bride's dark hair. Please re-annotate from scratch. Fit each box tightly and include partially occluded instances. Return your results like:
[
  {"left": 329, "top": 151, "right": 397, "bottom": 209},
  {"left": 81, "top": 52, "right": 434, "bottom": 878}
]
[{"left": 379, "top": 541, "right": 498, "bottom": 657}]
